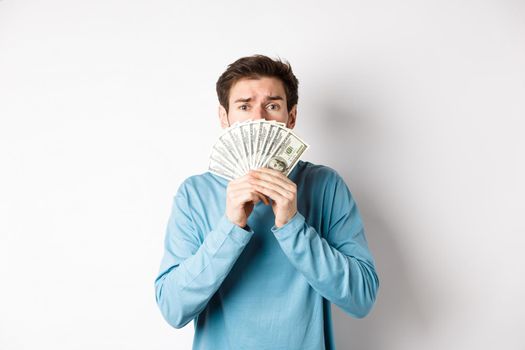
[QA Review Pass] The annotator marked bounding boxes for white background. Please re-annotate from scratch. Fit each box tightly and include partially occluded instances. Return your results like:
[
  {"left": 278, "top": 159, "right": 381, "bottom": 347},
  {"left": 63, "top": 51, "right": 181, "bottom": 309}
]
[{"left": 1, "top": 0, "right": 524, "bottom": 349}]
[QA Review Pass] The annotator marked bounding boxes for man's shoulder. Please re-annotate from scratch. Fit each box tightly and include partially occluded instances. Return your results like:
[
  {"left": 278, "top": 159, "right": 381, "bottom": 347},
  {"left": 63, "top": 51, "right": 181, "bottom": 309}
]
[
  {"left": 176, "top": 171, "right": 227, "bottom": 195},
  {"left": 182, "top": 170, "right": 220, "bottom": 185}
]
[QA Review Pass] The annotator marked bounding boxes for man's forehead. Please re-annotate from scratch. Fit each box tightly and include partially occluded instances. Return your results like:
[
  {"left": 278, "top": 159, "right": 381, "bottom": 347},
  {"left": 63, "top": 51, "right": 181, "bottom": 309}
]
[{"left": 229, "top": 77, "right": 286, "bottom": 100}]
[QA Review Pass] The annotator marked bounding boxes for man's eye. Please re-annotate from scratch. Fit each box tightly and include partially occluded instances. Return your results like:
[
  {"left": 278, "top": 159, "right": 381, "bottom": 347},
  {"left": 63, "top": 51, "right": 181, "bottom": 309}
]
[
  {"left": 266, "top": 104, "right": 280, "bottom": 111},
  {"left": 239, "top": 105, "right": 249, "bottom": 111}
]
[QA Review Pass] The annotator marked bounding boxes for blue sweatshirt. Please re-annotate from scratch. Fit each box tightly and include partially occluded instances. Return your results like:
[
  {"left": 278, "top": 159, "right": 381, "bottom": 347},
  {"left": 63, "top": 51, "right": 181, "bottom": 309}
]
[{"left": 154, "top": 160, "right": 379, "bottom": 350}]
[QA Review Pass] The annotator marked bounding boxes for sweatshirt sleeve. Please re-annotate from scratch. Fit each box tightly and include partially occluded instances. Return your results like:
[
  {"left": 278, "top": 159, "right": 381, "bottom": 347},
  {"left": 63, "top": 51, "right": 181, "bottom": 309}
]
[
  {"left": 154, "top": 183, "right": 254, "bottom": 329},
  {"left": 271, "top": 173, "right": 379, "bottom": 318}
]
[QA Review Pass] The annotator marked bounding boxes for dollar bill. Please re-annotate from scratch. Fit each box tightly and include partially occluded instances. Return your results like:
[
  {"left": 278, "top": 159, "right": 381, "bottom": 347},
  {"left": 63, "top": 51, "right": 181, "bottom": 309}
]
[
  {"left": 208, "top": 119, "right": 309, "bottom": 180},
  {"left": 228, "top": 124, "right": 249, "bottom": 174},
  {"left": 240, "top": 123, "right": 251, "bottom": 170},
  {"left": 217, "top": 129, "right": 245, "bottom": 175},
  {"left": 209, "top": 156, "right": 235, "bottom": 180},
  {"left": 264, "top": 129, "right": 309, "bottom": 176},
  {"left": 256, "top": 123, "right": 279, "bottom": 169},
  {"left": 254, "top": 120, "right": 270, "bottom": 168},
  {"left": 261, "top": 125, "right": 289, "bottom": 168}
]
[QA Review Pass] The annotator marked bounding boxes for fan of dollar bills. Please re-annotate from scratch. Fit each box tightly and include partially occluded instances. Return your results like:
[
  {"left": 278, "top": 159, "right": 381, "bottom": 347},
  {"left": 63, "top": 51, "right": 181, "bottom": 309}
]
[{"left": 208, "top": 119, "right": 309, "bottom": 180}]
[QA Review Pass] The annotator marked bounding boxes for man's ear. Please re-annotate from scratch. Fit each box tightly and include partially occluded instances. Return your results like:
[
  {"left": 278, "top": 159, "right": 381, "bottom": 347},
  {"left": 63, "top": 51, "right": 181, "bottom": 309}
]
[
  {"left": 287, "top": 105, "right": 297, "bottom": 129},
  {"left": 218, "top": 105, "right": 229, "bottom": 129}
]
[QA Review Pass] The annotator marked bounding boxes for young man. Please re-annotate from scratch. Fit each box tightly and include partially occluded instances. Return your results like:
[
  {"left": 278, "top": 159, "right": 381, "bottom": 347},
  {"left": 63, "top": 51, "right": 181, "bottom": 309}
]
[{"left": 155, "top": 55, "right": 379, "bottom": 350}]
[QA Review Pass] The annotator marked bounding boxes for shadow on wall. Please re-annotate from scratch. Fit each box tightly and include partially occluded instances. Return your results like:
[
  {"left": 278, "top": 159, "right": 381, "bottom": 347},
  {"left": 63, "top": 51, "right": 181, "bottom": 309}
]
[{"left": 312, "top": 103, "right": 431, "bottom": 349}]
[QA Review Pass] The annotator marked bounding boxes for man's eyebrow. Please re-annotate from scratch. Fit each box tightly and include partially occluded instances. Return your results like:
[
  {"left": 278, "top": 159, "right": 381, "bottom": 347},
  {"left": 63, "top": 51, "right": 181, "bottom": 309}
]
[
  {"left": 233, "top": 97, "right": 252, "bottom": 103},
  {"left": 233, "top": 95, "right": 284, "bottom": 103}
]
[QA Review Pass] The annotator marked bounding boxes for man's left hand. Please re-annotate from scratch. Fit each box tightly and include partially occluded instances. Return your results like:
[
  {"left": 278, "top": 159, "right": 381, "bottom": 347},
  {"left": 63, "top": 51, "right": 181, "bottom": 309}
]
[{"left": 248, "top": 168, "right": 297, "bottom": 228}]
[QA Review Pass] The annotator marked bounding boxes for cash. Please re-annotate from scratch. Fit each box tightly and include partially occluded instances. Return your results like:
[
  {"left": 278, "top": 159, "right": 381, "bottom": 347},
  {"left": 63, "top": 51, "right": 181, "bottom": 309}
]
[{"left": 208, "top": 120, "right": 309, "bottom": 181}]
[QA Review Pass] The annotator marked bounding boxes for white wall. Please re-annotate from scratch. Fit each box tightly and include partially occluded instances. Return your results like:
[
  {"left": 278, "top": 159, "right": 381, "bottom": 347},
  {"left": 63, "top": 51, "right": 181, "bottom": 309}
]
[{"left": 1, "top": 1, "right": 524, "bottom": 349}]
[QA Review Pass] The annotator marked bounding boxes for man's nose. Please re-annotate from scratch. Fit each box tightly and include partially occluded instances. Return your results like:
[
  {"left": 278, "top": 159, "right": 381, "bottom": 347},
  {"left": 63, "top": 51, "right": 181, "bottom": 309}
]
[{"left": 252, "top": 106, "right": 267, "bottom": 120}]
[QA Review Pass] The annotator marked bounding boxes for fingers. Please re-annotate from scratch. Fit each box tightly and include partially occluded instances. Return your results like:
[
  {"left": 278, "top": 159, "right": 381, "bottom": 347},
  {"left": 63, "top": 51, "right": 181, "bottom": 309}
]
[
  {"left": 251, "top": 182, "right": 288, "bottom": 203},
  {"left": 227, "top": 175, "right": 270, "bottom": 205},
  {"left": 248, "top": 168, "right": 298, "bottom": 228},
  {"left": 249, "top": 178, "right": 294, "bottom": 201},
  {"left": 257, "top": 192, "right": 270, "bottom": 205},
  {"left": 248, "top": 169, "right": 297, "bottom": 199},
  {"left": 251, "top": 168, "right": 296, "bottom": 188},
  {"left": 228, "top": 188, "right": 263, "bottom": 205},
  {"left": 253, "top": 167, "right": 294, "bottom": 183}
]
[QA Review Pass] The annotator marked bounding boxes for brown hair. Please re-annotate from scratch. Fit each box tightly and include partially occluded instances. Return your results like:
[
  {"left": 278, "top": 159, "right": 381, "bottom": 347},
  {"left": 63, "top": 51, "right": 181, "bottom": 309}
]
[{"left": 216, "top": 55, "right": 299, "bottom": 113}]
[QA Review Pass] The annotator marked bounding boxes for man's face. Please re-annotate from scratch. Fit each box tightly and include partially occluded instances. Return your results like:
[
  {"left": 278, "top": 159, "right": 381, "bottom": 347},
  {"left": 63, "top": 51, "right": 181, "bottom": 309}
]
[{"left": 218, "top": 77, "right": 297, "bottom": 129}]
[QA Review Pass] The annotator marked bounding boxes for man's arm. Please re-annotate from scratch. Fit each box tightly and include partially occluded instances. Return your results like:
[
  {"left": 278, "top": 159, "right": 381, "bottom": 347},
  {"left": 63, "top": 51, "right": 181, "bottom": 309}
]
[
  {"left": 154, "top": 183, "right": 254, "bottom": 329},
  {"left": 251, "top": 168, "right": 379, "bottom": 318}
]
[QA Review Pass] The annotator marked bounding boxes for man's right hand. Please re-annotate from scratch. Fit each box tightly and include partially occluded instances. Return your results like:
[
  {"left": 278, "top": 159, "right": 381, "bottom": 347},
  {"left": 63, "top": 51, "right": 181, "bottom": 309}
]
[{"left": 226, "top": 173, "right": 269, "bottom": 228}]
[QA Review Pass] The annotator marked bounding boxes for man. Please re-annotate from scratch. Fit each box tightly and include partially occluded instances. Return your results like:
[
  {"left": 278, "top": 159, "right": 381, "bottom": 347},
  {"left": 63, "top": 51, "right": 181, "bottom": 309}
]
[{"left": 155, "top": 55, "right": 379, "bottom": 350}]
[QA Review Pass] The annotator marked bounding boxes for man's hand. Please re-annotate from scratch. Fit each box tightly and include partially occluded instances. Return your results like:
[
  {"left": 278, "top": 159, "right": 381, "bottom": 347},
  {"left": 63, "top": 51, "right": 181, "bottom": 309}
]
[
  {"left": 226, "top": 173, "right": 270, "bottom": 228},
  {"left": 248, "top": 168, "right": 298, "bottom": 228}
]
